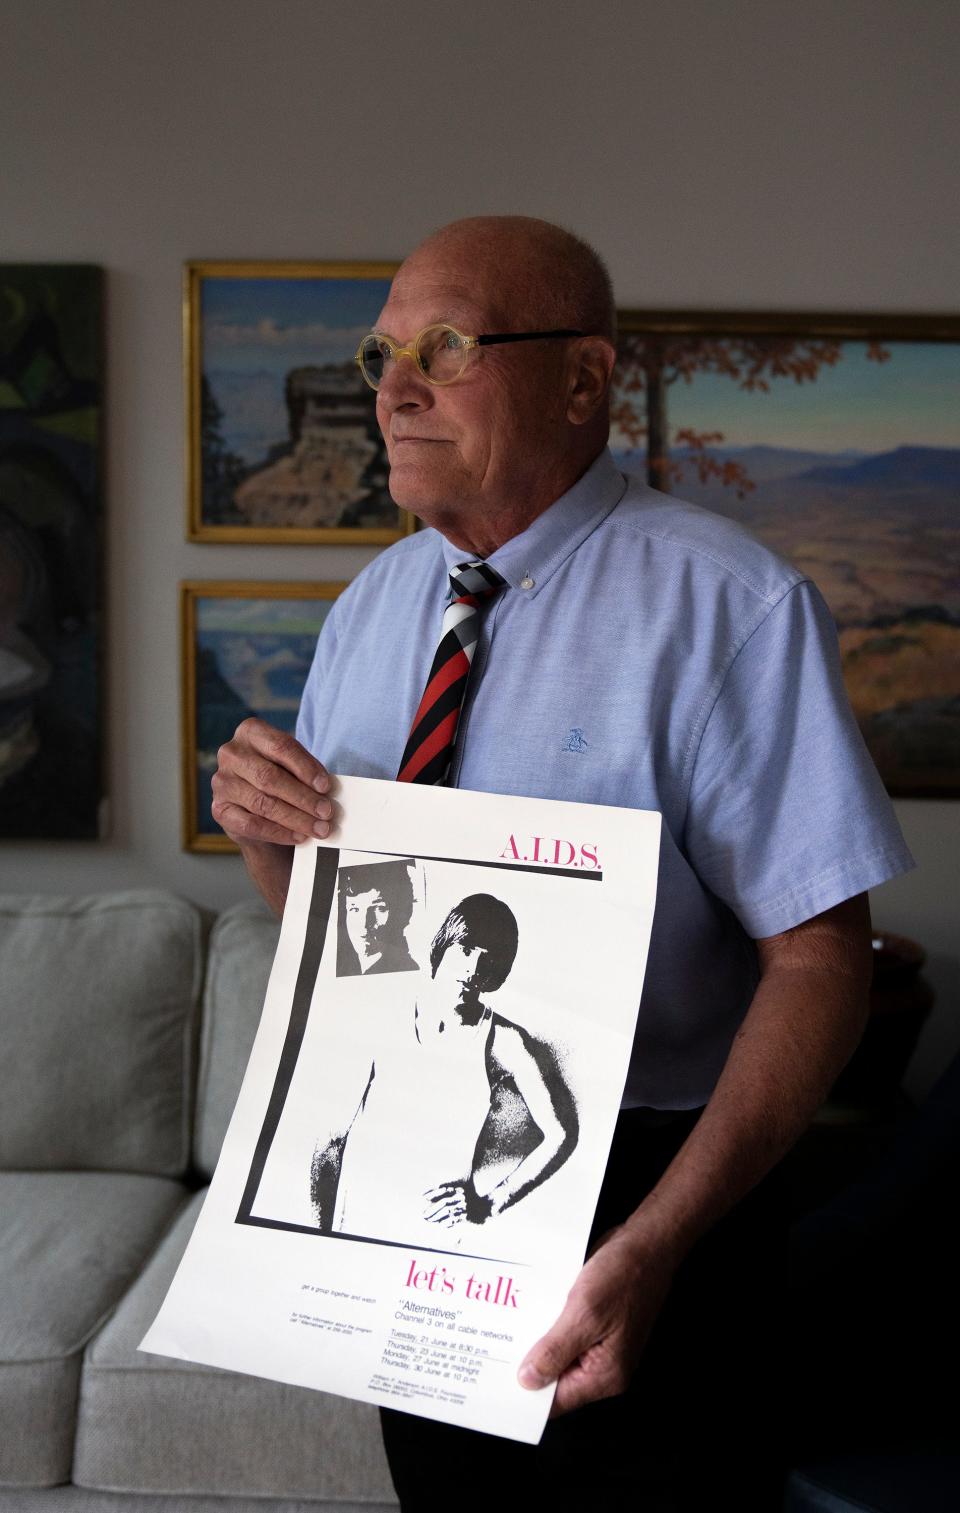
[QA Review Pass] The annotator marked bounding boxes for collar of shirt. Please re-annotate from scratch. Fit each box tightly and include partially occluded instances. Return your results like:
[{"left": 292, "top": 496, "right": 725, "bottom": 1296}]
[{"left": 439, "top": 446, "right": 628, "bottom": 598}]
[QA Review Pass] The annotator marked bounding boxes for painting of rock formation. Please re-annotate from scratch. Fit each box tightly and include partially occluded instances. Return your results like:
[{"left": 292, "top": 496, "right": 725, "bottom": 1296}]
[{"left": 188, "top": 264, "right": 408, "bottom": 541}]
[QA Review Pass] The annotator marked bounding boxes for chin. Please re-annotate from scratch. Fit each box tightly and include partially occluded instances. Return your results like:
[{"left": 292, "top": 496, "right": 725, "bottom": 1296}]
[
  {"left": 388, "top": 461, "right": 463, "bottom": 511},
  {"left": 388, "top": 473, "right": 485, "bottom": 552}
]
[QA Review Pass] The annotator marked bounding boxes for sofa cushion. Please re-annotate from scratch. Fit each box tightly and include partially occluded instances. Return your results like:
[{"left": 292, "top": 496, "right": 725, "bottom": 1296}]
[
  {"left": 194, "top": 901, "right": 280, "bottom": 1178},
  {"left": 0, "top": 891, "right": 203, "bottom": 1176},
  {"left": 0, "top": 1171, "right": 187, "bottom": 1488},
  {"left": 75, "top": 1190, "right": 397, "bottom": 1504},
  {"left": 0, "top": 1491, "right": 398, "bottom": 1511},
  {"left": 787, "top": 1453, "right": 960, "bottom": 1513}
]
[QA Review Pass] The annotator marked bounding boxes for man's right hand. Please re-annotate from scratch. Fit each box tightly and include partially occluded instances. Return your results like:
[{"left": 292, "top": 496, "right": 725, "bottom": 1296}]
[{"left": 211, "top": 717, "right": 333, "bottom": 847}]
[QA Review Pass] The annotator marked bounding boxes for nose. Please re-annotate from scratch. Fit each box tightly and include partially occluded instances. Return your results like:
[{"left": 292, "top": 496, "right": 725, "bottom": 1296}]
[{"left": 375, "top": 352, "right": 434, "bottom": 416}]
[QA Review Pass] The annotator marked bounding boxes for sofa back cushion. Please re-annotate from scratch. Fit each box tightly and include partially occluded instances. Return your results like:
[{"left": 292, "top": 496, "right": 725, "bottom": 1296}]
[
  {"left": 194, "top": 901, "right": 280, "bottom": 1178},
  {"left": 0, "top": 890, "right": 202, "bottom": 1176}
]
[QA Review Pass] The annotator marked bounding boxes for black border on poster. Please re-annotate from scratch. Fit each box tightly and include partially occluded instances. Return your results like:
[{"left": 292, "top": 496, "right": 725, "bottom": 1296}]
[{"left": 235, "top": 846, "right": 603, "bottom": 1260}]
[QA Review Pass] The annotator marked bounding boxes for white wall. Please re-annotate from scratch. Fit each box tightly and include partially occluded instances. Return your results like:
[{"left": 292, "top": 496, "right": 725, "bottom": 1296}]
[{"left": 2, "top": 0, "right": 958, "bottom": 1096}]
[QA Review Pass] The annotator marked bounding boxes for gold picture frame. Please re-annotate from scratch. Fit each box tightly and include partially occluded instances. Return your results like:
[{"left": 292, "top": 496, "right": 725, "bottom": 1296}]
[
  {"left": 181, "top": 579, "right": 346, "bottom": 853},
  {"left": 612, "top": 308, "right": 960, "bottom": 796},
  {"left": 184, "top": 260, "right": 412, "bottom": 543}
]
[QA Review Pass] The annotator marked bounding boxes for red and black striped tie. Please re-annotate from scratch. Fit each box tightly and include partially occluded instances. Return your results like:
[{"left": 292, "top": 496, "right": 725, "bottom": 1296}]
[{"left": 396, "top": 560, "right": 505, "bottom": 785}]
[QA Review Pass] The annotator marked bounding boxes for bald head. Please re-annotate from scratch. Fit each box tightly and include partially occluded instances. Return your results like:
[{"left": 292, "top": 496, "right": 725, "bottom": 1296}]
[
  {"left": 396, "top": 216, "right": 617, "bottom": 343},
  {"left": 374, "top": 215, "right": 618, "bottom": 555}
]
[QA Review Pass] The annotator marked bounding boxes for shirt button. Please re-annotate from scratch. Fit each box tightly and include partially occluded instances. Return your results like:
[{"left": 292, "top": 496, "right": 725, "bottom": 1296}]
[{"left": 520, "top": 575, "right": 535, "bottom": 590}]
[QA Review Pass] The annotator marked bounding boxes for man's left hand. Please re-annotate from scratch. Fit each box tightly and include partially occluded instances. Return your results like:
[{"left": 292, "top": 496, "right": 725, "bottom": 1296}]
[{"left": 517, "top": 1222, "right": 676, "bottom": 1416}]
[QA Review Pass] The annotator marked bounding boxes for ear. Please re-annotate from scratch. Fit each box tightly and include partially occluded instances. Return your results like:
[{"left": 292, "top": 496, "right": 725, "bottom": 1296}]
[{"left": 566, "top": 336, "right": 617, "bottom": 426}]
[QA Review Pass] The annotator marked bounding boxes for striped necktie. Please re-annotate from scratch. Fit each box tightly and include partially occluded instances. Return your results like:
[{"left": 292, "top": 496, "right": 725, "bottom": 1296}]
[{"left": 396, "top": 560, "right": 505, "bottom": 784}]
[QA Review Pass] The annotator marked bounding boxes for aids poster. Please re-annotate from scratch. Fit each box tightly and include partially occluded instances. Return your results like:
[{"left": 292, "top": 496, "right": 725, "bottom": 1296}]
[{"left": 142, "top": 777, "right": 660, "bottom": 1443}]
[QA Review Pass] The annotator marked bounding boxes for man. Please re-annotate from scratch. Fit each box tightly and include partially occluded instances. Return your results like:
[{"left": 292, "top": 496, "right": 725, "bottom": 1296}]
[
  {"left": 212, "top": 216, "right": 913, "bottom": 1509},
  {"left": 336, "top": 859, "right": 417, "bottom": 976},
  {"left": 313, "top": 892, "right": 578, "bottom": 1246}
]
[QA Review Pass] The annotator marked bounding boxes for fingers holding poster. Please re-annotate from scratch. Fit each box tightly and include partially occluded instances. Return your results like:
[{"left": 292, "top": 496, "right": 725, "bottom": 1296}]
[{"left": 141, "top": 777, "right": 660, "bottom": 1444}]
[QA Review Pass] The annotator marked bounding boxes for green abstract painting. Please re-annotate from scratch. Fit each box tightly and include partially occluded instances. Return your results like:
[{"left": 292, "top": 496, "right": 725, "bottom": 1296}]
[{"left": 0, "top": 265, "right": 103, "bottom": 838}]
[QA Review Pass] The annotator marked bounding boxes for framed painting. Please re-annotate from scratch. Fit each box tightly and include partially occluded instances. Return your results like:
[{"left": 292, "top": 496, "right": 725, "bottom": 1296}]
[
  {"left": 0, "top": 263, "right": 104, "bottom": 839},
  {"left": 612, "top": 311, "right": 960, "bottom": 797},
  {"left": 185, "top": 260, "right": 413, "bottom": 544},
  {"left": 181, "top": 580, "right": 345, "bottom": 853}
]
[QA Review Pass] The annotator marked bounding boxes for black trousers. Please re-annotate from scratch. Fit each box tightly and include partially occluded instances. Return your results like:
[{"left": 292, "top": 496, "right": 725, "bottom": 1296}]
[{"left": 381, "top": 1106, "right": 788, "bottom": 1513}]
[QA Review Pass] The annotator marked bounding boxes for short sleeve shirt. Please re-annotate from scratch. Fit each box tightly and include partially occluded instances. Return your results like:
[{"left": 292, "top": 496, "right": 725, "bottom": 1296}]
[{"left": 297, "top": 449, "right": 914, "bottom": 1108}]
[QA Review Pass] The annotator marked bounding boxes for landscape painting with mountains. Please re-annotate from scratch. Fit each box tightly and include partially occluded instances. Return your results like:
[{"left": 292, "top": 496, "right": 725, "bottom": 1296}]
[{"left": 612, "top": 332, "right": 960, "bottom": 794}]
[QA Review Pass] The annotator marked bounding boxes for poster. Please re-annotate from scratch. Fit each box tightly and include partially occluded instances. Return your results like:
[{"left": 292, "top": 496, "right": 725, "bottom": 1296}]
[{"left": 142, "top": 777, "right": 660, "bottom": 1443}]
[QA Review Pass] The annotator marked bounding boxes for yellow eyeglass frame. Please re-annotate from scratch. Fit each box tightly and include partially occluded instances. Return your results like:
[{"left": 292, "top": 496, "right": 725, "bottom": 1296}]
[{"left": 355, "top": 323, "right": 583, "bottom": 390}]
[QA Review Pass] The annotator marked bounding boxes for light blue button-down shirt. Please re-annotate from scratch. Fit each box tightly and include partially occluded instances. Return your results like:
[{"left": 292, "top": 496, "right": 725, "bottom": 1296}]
[{"left": 298, "top": 449, "right": 913, "bottom": 1108}]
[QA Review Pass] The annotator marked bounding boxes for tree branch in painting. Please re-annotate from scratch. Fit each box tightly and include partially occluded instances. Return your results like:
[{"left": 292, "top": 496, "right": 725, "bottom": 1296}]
[{"left": 612, "top": 335, "right": 890, "bottom": 496}]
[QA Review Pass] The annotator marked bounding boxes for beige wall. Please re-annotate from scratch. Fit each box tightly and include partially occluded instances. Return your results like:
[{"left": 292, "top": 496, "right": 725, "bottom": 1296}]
[{"left": 2, "top": 0, "right": 958, "bottom": 1096}]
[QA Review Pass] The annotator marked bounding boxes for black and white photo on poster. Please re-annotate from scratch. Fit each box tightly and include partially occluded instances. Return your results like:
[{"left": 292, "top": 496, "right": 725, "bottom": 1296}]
[
  {"left": 243, "top": 846, "right": 602, "bottom": 1263},
  {"left": 335, "top": 857, "right": 419, "bottom": 977}
]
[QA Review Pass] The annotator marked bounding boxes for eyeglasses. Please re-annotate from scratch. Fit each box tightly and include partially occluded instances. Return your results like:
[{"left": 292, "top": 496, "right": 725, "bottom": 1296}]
[{"left": 354, "top": 323, "right": 583, "bottom": 390}]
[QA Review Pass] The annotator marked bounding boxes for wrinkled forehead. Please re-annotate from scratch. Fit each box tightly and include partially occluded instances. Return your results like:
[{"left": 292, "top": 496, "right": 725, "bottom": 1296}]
[
  {"left": 375, "top": 287, "right": 498, "bottom": 340},
  {"left": 376, "top": 250, "right": 521, "bottom": 337}
]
